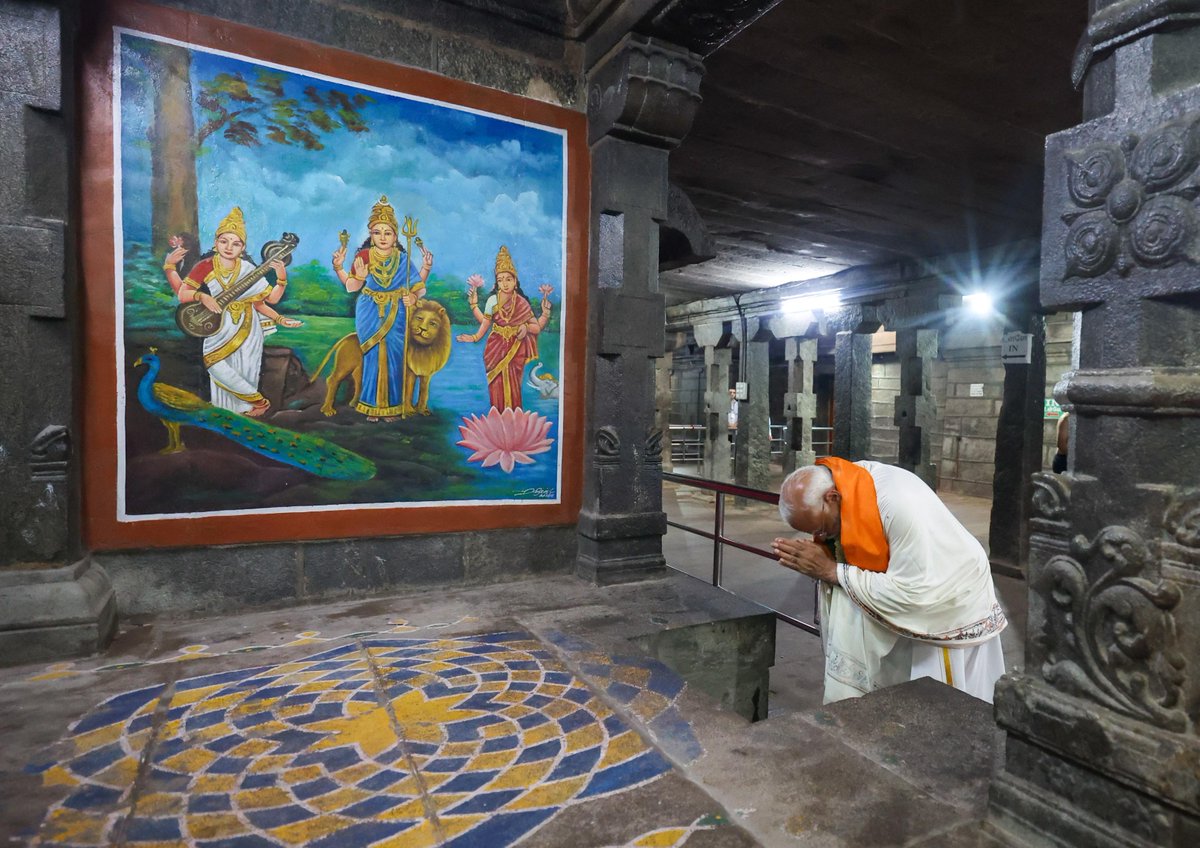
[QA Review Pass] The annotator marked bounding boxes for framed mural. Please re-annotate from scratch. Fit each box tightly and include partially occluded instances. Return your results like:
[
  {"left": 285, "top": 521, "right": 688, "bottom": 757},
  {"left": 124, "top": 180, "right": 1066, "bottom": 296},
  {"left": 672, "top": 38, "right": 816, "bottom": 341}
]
[{"left": 80, "top": 0, "right": 588, "bottom": 548}]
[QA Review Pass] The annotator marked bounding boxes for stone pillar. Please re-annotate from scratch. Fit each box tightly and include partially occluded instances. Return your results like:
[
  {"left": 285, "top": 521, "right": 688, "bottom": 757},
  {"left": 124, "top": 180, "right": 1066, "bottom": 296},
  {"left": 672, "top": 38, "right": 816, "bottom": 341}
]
[
  {"left": 733, "top": 323, "right": 772, "bottom": 492},
  {"left": 988, "top": 310, "right": 1046, "bottom": 577},
  {"left": 655, "top": 336, "right": 682, "bottom": 473},
  {"left": 893, "top": 328, "right": 938, "bottom": 486},
  {"left": 695, "top": 321, "right": 732, "bottom": 481},
  {"left": 576, "top": 35, "right": 703, "bottom": 585},
  {"left": 832, "top": 330, "right": 873, "bottom": 460},
  {"left": 782, "top": 337, "right": 818, "bottom": 473},
  {"left": 0, "top": 1, "right": 115, "bottom": 665},
  {"left": 988, "top": 10, "right": 1200, "bottom": 845}
]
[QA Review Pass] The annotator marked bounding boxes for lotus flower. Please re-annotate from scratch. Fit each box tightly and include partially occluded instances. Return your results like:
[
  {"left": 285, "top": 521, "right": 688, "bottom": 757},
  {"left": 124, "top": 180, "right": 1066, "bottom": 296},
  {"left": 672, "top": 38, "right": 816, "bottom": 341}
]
[
  {"left": 466, "top": 273, "right": 486, "bottom": 290},
  {"left": 538, "top": 283, "right": 554, "bottom": 300},
  {"left": 457, "top": 407, "right": 554, "bottom": 473},
  {"left": 168, "top": 235, "right": 184, "bottom": 249}
]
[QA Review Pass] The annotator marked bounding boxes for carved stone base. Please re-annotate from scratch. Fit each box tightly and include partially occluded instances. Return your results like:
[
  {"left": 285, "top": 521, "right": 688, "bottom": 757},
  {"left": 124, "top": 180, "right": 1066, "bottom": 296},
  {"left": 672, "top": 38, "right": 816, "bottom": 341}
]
[
  {"left": 988, "top": 675, "right": 1200, "bottom": 847},
  {"left": 988, "top": 747, "right": 1200, "bottom": 848},
  {"left": 0, "top": 558, "right": 117, "bottom": 666},
  {"left": 575, "top": 539, "right": 666, "bottom": 585}
]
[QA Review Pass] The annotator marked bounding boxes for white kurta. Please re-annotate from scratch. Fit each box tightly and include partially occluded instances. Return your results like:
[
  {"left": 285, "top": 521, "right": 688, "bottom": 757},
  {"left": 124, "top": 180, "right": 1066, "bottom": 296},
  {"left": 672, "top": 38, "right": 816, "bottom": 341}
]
[
  {"left": 198, "top": 263, "right": 269, "bottom": 414},
  {"left": 819, "top": 461, "right": 1007, "bottom": 704}
]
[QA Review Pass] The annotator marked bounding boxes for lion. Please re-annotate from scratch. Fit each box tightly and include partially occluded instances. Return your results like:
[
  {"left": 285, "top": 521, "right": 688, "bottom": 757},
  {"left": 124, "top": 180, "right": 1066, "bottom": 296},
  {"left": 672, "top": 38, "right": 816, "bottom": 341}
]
[
  {"left": 309, "top": 299, "right": 452, "bottom": 418},
  {"left": 403, "top": 299, "right": 452, "bottom": 416}
]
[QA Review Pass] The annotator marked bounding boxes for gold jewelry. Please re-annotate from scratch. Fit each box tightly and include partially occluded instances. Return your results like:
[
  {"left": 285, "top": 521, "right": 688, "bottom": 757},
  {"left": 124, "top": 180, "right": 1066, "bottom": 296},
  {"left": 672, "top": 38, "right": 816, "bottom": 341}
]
[
  {"left": 333, "top": 263, "right": 344, "bottom": 271},
  {"left": 163, "top": 263, "right": 176, "bottom": 271},
  {"left": 368, "top": 246, "right": 400, "bottom": 287}
]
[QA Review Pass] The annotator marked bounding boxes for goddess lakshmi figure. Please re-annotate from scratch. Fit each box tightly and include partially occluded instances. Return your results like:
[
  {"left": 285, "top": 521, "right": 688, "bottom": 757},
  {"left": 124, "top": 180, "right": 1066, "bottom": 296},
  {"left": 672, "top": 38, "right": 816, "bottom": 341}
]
[
  {"left": 331, "top": 195, "right": 434, "bottom": 421},
  {"left": 162, "top": 206, "right": 300, "bottom": 417},
  {"left": 456, "top": 246, "right": 552, "bottom": 410}
]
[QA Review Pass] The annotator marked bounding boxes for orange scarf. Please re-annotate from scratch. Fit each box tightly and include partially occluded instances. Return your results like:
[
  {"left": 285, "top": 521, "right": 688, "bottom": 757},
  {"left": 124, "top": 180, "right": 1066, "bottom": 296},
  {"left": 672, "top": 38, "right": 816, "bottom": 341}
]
[{"left": 817, "top": 457, "right": 890, "bottom": 572}]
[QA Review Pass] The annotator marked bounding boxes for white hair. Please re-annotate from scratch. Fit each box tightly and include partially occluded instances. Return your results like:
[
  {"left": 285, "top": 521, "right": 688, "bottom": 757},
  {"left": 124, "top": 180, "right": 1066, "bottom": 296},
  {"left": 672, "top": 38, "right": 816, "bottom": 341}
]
[{"left": 778, "top": 465, "right": 834, "bottom": 526}]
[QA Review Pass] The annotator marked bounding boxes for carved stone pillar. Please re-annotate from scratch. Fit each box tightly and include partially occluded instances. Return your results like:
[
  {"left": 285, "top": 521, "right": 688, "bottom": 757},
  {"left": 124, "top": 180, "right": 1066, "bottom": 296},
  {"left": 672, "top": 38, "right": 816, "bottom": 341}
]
[
  {"left": 0, "top": 2, "right": 115, "bottom": 665},
  {"left": 832, "top": 330, "right": 873, "bottom": 460},
  {"left": 732, "top": 320, "right": 772, "bottom": 492},
  {"left": 893, "top": 328, "right": 938, "bottom": 487},
  {"left": 655, "top": 333, "right": 684, "bottom": 474},
  {"left": 782, "top": 336, "right": 818, "bottom": 473},
  {"left": 576, "top": 35, "right": 703, "bottom": 585},
  {"left": 988, "top": 8, "right": 1200, "bottom": 844},
  {"left": 768, "top": 313, "right": 822, "bottom": 474},
  {"left": 695, "top": 321, "right": 732, "bottom": 481}
]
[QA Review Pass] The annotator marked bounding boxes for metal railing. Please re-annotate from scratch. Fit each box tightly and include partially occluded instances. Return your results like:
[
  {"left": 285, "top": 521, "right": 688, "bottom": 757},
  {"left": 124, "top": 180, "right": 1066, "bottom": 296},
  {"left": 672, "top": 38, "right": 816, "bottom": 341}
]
[{"left": 663, "top": 471, "right": 820, "bottom": 635}]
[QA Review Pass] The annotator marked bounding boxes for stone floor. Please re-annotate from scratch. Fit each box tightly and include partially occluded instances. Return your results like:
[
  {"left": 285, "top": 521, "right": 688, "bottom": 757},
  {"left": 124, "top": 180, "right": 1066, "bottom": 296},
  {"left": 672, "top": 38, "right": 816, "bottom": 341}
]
[{"left": 1, "top": 479, "right": 1023, "bottom": 848}]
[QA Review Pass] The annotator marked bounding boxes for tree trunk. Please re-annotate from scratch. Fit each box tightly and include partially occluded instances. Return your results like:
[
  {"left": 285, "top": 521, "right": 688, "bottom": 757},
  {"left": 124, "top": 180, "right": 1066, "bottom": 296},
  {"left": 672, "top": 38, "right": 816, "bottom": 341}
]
[{"left": 148, "top": 43, "right": 198, "bottom": 256}]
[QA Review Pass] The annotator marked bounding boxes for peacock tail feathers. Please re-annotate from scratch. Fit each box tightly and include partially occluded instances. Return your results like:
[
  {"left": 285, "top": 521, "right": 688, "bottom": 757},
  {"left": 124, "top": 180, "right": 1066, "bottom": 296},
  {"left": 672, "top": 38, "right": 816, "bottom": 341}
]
[
  {"left": 135, "top": 352, "right": 375, "bottom": 481},
  {"left": 184, "top": 404, "right": 376, "bottom": 481}
]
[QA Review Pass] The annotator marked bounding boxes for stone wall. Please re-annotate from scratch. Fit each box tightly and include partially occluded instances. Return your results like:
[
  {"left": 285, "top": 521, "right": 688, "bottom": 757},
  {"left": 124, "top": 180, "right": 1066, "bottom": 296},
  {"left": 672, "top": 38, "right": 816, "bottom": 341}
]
[
  {"left": 869, "top": 357, "right": 900, "bottom": 465},
  {"left": 932, "top": 322, "right": 1006, "bottom": 498}
]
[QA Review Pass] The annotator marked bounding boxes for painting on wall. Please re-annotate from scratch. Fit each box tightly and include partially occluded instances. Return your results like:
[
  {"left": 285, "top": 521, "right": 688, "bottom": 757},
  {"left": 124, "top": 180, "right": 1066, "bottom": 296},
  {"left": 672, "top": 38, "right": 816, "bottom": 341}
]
[{"left": 81, "top": 1, "right": 587, "bottom": 548}]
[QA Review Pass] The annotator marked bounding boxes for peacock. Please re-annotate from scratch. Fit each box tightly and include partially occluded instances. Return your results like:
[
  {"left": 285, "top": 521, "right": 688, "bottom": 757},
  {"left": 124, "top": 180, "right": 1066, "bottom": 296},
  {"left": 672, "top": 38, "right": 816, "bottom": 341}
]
[{"left": 133, "top": 350, "right": 376, "bottom": 481}]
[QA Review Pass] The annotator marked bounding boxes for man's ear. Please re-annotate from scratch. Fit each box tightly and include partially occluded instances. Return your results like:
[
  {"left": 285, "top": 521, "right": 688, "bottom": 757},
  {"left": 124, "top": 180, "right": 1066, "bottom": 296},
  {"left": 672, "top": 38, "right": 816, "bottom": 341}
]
[{"left": 826, "top": 488, "right": 841, "bottom": 505}]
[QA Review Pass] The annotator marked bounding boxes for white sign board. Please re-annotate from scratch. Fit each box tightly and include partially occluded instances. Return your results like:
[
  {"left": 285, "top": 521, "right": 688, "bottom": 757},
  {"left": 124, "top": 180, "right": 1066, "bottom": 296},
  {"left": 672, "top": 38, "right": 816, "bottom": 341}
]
[
  {"left": 969, "top": 383, "right": 985, "bottom": 398},
  {"left": 734, "top": 382, "right": 748, "bottom": 401},
  {"left": 1001, "top": 331, "right": 1033, "bottom": 364}
]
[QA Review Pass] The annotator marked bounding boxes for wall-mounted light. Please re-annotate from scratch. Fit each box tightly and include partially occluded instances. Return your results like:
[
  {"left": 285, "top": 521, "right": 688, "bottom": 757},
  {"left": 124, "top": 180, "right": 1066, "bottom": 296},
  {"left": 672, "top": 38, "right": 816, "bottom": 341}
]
[
  {"left": 782, "top": 290, "right": 842, "bottom": 315},
  {"left": 962, "top": 291, "right": 994, "bottom": 316}
]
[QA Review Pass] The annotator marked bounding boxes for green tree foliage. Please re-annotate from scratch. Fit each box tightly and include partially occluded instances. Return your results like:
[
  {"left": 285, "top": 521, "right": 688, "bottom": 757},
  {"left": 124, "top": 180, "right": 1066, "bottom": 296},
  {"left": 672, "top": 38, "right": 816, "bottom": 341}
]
[{"left": 196, "top": 71, "right": 373, "bottom": 152}]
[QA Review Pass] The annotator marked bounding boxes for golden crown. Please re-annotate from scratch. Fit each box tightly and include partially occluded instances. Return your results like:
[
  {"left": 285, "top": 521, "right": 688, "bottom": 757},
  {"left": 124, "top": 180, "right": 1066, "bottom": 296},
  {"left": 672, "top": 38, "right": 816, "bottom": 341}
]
[{"left": 368, "top": 195, "right": 399, "bottom": 232}]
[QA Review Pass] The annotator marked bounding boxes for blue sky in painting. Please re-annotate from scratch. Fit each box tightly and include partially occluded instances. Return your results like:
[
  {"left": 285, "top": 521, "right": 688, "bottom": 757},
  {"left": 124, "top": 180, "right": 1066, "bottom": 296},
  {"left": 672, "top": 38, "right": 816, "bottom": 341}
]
[{"left": 118, "top": 31, "right": 565, "bottom": 291}]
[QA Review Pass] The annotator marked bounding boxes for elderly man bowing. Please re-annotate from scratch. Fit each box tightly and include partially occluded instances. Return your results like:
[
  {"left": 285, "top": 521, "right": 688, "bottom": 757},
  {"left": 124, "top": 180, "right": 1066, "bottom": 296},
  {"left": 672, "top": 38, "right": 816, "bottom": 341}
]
[{"left": 773, "top": 458, "right": 1007, "bottom": 704}]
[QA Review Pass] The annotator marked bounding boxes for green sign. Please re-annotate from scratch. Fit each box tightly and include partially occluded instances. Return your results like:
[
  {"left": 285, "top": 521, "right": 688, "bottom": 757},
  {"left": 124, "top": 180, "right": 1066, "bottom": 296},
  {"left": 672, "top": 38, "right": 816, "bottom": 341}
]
[{"left": 1044, "top": 398, "right": 1063, "bottom": 419}]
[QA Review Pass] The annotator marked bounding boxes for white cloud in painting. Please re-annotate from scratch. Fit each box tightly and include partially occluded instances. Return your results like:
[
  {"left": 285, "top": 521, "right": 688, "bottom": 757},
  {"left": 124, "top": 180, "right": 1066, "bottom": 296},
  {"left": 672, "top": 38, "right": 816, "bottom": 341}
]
[{"left": 484, "top": 191, "right": 550, "bottom": 238}]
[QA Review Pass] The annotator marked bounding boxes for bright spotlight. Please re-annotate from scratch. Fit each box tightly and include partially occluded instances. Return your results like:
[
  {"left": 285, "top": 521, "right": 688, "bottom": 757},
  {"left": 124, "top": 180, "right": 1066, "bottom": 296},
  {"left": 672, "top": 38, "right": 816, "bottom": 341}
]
[
  {"left": 782, "top": 290, "right": 842, "bottom": 315},
  {"left": 962, "top": 291, "right": 993, "bottom": 315}
]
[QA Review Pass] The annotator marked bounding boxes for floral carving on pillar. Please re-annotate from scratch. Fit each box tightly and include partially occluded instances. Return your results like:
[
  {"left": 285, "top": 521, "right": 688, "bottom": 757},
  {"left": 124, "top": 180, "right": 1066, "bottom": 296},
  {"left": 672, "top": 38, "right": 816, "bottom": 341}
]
[
  {"left": 1165, "top": 489, "right": 1200, "bottom": 547},
  {"left": 644, "top": 428, "right": 663, "bottom": 465},
  {"left": 1034, "top": 525, "right": 1188, "bottom": 731},
  {"left": 595, "top": 426, "right": 621, "bottom": 465},
  {"left": 1031, "top": 471, "right": 1072, "bottom": 520},
  {"left": 1062, "top": 118, "right": 1200, "bottom": 278}
]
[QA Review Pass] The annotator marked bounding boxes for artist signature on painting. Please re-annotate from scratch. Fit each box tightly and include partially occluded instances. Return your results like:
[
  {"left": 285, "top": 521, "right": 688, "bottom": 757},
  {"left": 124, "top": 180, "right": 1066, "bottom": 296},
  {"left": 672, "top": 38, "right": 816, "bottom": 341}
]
[{"left": 514, "top": 487, "right": 554, "bottom": 498}]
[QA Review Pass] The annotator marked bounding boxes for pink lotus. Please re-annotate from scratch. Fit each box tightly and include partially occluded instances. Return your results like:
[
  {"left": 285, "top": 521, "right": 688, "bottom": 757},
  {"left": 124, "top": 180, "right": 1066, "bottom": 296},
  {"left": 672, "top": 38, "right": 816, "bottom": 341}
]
[
  {"left": 538, "top": 284, "right": 554, "bottom": 299},
  {"left": 457, "top": 407, "right": 554, "bottom": 472},
  {"left": 466, "top": 273, "right": 486, "bottom": 290}
]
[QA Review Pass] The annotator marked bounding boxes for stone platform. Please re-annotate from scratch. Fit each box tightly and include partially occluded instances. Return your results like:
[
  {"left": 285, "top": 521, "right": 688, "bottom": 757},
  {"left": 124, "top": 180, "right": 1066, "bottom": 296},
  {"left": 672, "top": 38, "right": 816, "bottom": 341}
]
[{"left": 1, "top": 572, "right": 1008, "bottom": 847}]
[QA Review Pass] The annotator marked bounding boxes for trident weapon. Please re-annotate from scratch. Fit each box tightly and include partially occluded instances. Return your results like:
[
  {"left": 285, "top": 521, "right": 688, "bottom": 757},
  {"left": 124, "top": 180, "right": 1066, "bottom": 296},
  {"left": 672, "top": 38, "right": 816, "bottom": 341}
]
[{"left": 400, "top": 216, "right": 419, "bottom": 415}]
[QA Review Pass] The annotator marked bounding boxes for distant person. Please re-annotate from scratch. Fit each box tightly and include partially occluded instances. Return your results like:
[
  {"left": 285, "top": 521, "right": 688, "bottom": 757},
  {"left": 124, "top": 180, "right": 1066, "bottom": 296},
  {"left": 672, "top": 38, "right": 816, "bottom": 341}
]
[
  {"left": 1053, "top": 412, "right": 1069, "bottom": 473},
  {"left": 728, "top": 388, "right": 739, "bottom": 431},
  {"left": 773, "top": 458, "right": 1007, "bottom": 704}
]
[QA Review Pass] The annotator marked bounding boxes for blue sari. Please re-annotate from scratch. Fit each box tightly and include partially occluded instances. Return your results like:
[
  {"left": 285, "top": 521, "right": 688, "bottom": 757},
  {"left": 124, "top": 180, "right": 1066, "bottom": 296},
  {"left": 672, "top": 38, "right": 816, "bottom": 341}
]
[{"left": 353, "top": 248, "right": 422, "bottom": 416}]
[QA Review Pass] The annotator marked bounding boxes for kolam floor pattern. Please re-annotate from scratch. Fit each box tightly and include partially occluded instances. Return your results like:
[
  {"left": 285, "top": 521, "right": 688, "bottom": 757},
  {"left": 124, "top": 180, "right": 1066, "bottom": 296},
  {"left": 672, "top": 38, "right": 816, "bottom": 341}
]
[{"left": 29, "top": 630, "right": 718, "bottom": 847}]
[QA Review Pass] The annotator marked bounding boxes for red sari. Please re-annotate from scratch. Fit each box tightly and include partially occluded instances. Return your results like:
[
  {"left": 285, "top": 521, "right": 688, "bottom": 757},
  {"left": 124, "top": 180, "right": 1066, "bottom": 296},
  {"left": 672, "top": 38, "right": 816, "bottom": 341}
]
[{"left": 483, "top": 294, "right": 537, "bottom": 410}]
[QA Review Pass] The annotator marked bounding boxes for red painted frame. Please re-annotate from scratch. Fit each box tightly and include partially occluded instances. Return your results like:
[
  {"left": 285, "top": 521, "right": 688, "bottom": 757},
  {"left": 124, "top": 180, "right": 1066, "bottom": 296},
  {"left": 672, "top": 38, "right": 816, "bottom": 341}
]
[{"left": 79, "top": 0, "right": 589, "bottom": 550}]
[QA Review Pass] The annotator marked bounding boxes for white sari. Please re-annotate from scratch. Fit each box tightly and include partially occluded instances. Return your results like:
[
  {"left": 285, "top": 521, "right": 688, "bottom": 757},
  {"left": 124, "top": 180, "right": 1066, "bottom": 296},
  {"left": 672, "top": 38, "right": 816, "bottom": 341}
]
[{"left": 196, "top": 259, "right": 270, "bottom": 413}]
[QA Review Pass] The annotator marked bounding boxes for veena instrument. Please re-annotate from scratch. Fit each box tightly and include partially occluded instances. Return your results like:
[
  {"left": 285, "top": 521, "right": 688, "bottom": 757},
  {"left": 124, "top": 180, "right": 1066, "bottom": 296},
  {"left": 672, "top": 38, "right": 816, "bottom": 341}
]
[{"left": 175, "top": 233, "right": 300, "bottom": 338}]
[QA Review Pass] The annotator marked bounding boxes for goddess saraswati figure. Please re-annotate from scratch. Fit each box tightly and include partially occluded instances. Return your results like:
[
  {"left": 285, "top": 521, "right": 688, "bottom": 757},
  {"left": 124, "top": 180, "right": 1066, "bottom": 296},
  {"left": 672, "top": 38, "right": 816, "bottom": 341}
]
[
  {"left": 331, "top": 195, "right": 434, "bottom": 422},
  {"left": 456, "top": 246, "right": 552, "bottom": 410},
  {"left": 162, "top": 206, "right": 300, "bottom": 417}
]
